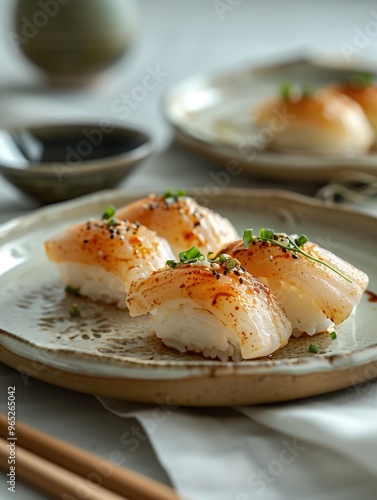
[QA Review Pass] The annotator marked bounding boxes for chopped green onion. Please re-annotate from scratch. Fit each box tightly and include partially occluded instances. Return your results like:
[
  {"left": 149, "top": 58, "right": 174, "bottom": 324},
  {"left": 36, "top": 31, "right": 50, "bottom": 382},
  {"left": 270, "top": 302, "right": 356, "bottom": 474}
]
[
  {"left": 280, "top": 81, "right": 292, "bottom": 100},
  {"left": 243, "top": 229, "right": 253, "bottom": 249},
  {"left": 102, "top": 205, "right": 116, "bottom": 220},
  {"left": 166, "top": 259, "right": 177, "bottom": 268},
  {"left": 295, "top": 234, "right": 309, "bottom": 247},
  {"left": 179, "top": 246, "right": 201, "bottom": 262},
  {"left": 178, "top": 250, "right": 187, "bottom": 261},
  {"left": 164, "top": 197, "right": 175, "bottom": 206},
  {"left": 308, "top": 344, "right": 319, "bottom": 353},
  {"left": 164, "top": 189, "right": 174, "bottom": 198},
  {"left": 350, "top": 72, "right": 375, "bottom": 87},
  {"left": 226, "top": 259, "right": 236, "bottom": 269},
  {"left": 163, "top": 189, "right": 186, "bottom": 200},
  {"left": 107, "top": 218, "right": 118, "bottom": 227},
  {"left": 166, "top": 246, "right": 242, "bottom": 272},
  {"left": 259, "top": 228, "right": 274, "bottom": 240},
  {"left": 241, "top": 227, "right": 352, "bottom": 284},
  {"left": 69, "top": 305, "right": 80, "bottom": 318},
  {"left": 330, "top": 331, "right": 337, "bottom": 340},
  {"left": 65, "top": 285, "right": 81, "bottom": 297},
  {"left": 186, "top": 246, "right": 201, "bottom": 260}
]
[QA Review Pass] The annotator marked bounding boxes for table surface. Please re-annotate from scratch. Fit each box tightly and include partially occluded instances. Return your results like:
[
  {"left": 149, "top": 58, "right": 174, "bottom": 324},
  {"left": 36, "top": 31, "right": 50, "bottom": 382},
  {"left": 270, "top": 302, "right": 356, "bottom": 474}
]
[{"left": 1, "top": 1, "right": 377, "bottom": 498}]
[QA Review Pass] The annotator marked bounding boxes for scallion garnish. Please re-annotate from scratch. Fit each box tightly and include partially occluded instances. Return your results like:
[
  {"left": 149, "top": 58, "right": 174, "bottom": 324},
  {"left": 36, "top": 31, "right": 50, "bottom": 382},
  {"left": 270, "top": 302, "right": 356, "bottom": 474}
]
[
  {"left": 178, "top": 246, "right": 202, "bottom": 262},
  {"left": 166, "top": 259, "right": 178, "bottom": 268},
  {"left": 308, "top": 344, "right": 319, "bottom": 353},
  {"left": 243, "top": 229, "right": 253, "bottom": 248},
  {"left": 166, "top": 247, "right": 240, "bottom": 272},
  {"left": 350, "top": 72, "right": 375, "bottom": 88},
  {"left": 259, "top": 228, "right": 274, "bottom": 240},
  {"left": 280, "top": 81, "right": 292, "bottom": 100},
  {"left": 107, "top": 218, "right": 118, "bottom": 227},
  {"left": 164, "top": 189, "right": 174, "bottom": 198},
  {"left": 242, "top": 228, "right": 352, "bottom": 283},
  {"left": 69, "top": 305, "right": 80, "bottom": 318},
  {"left": 330, "top": 331, "right": 337, "bottom": 340},
  {"left": 102, "top": 205, "right": 116, "bottom": 220},
  {"left": 65, "top": 285, "right": 81, "bottom": 297},
  {"left": 295, "top": 234, "right": 309, "bottom": 247},
  {"left": 280, "top": 82, "right": 316, "bottom": 101},
  {"left": 163, "top": 189, "right": 186, "bottom": 203},
  {"left": 226, "top": 259, "right": 236, "bottom": 269}
]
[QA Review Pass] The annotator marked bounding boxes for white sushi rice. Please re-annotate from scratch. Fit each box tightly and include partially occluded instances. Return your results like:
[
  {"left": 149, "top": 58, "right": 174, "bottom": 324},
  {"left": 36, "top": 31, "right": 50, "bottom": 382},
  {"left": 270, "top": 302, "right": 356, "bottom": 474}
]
[
  {"left": 59, "top": 263, "right": 127, "bottom": 308},
  {"left": 149, "top": 299, "right": 250, "bottom": 361},
  {"left": 261, "top": 277, "right": 334, "bottom": 337}
]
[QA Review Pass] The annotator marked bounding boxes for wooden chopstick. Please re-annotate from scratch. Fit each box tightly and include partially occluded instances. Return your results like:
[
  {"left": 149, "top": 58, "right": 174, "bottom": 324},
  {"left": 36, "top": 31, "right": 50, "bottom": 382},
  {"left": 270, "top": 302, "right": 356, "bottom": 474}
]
[
  {"left": 0, "top": 436, "right": 126, "bottom": 500},
  {"left": 0, "top": 414, "right": 179, "bottom": 500}
]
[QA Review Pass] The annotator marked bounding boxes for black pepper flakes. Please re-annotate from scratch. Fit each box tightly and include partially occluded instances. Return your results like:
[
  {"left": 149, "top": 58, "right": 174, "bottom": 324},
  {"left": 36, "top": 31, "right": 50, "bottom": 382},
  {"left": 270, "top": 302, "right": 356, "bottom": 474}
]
[{"left": 292, "top": 254, "right": 298, "bottom": 259}]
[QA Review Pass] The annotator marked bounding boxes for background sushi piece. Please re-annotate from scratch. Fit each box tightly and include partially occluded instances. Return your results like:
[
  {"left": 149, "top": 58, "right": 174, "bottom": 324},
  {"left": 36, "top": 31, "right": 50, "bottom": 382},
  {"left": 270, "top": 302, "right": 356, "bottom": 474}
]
[
  {"left": 116, "top": 192, "right": 239, "bottom": 257},
  {"left": 253, "top": 87, "right": 374, "bottom": 153}
]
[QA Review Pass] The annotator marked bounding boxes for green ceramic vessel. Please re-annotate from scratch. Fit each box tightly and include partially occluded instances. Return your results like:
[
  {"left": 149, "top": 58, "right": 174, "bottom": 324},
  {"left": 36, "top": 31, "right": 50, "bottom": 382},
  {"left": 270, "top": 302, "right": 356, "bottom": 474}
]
[{"left": 15, "top": 0, "right": 138, "bottom": 82}]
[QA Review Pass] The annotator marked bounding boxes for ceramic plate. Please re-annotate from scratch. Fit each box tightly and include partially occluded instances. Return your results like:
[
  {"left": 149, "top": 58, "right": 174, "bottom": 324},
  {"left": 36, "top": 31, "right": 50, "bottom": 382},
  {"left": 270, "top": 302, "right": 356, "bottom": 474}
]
[
  {"left": 1, "top": 188, "right": 377, "bottom": 406},
  {"left": 165, "top": 57, "right": 377, "bottom": 182}
]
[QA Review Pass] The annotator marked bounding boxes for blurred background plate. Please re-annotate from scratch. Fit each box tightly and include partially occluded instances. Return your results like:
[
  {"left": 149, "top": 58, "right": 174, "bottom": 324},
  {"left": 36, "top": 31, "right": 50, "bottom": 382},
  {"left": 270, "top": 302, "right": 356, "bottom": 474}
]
[{"left": 165, "top": 56, "right": 377, "bottom": 182}]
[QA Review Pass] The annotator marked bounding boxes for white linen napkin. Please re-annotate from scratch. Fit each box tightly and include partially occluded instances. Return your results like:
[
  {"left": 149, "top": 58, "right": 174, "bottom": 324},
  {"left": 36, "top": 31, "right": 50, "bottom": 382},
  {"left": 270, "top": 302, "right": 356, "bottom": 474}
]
[
  {"left": 237, "top": 379, "right": 377, "bottom": 477},
  {"left": 99, "top": 380, "right": 377, "bottom": 500}
]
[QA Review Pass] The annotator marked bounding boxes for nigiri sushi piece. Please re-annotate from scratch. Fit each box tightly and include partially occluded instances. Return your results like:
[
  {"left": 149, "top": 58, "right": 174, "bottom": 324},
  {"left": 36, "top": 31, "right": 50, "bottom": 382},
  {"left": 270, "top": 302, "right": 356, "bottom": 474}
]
[
  {"left": 126, "top": 247, "right": 292, "bottom": 360},
  {"left": 45, "top": 205, "right": 174, "bottom": 308},
  {"left": 334, "top": 76, "right": 377, "bottom": 147},
  {"left": 253, "top": 84, "right": 374, "bottom": 153},
  {"left": 221, "top": 229, "right": 369, "bottom": 337},
  {"left": 116, "top": 191, "right": 238, "bottom": 257}
]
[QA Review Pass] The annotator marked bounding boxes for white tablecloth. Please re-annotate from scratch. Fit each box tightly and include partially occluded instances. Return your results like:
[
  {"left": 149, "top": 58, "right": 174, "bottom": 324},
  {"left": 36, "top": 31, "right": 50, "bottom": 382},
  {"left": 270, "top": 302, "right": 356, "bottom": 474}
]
[{"left": 1, "top": 1, "right": 377, "bottom": 498}]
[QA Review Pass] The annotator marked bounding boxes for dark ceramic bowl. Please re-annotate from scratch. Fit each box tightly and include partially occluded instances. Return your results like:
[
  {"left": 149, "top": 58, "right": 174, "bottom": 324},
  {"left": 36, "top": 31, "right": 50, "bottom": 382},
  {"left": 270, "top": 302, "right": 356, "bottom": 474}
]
[{"left": 0, "top": 123, "right": 152, "bottom": 203}]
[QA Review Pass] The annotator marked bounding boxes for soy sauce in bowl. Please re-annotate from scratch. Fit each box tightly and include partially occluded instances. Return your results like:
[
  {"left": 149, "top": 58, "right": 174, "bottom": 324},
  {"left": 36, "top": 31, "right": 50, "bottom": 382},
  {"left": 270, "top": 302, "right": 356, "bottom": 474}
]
[{"left": 0, "top": 123, "right": 152, "bottom": 203}]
